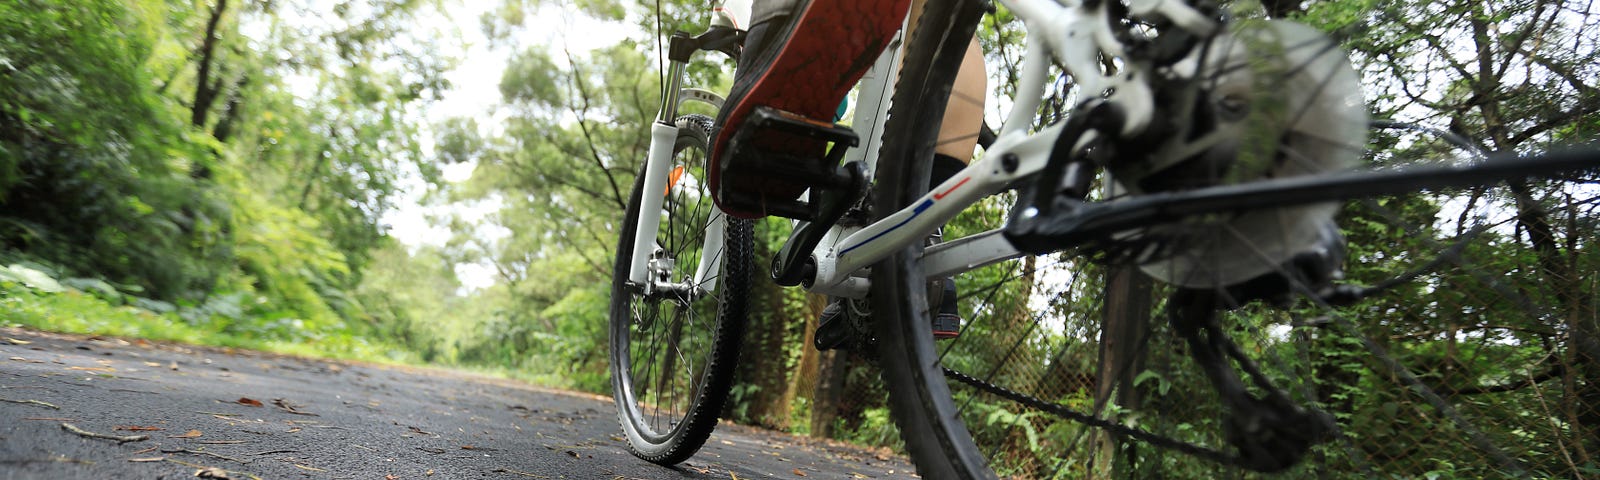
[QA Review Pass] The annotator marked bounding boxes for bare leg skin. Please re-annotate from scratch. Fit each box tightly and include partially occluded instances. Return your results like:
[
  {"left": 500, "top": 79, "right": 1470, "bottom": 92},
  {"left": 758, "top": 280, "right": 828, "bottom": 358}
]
[
  {"left": 905, "top": 0, "right": 986, "bottom": 163},
  {"left": 937, "top": 36, "right": 986, "bottom": 161}
]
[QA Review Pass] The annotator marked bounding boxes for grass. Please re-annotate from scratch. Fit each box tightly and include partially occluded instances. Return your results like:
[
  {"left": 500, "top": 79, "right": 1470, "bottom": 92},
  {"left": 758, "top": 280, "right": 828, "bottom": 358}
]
[
  {"left": 0, "top": 281, "right": 415, "bottom": 365},
  {"left": 0, "top": 278, "right": 613, "bottom": 398}
]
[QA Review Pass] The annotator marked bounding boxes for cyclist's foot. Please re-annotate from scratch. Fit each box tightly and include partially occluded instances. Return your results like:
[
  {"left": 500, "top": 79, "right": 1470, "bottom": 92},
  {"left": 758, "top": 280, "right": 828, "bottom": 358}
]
[
  {"left": 815, "top": 155, "right": 967, "bottom": 350},
  {"left": 710, "top": 0, "right": 911, "bottom": 219},
  {"left": 931, "top": 277, "right": 962, "bottom": 339},
  {"left": 814, "top": 276, "right": 960, "bottom": 351}
]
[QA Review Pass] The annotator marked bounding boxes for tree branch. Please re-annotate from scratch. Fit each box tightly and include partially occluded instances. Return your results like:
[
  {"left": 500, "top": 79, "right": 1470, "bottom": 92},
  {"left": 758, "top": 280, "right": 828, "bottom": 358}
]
[
  {"left": 1437, "top": 357, "right": 1565, "bottom": 396},
  {"left": 561, "top": 48, "right": 628, "bottom": 212}
]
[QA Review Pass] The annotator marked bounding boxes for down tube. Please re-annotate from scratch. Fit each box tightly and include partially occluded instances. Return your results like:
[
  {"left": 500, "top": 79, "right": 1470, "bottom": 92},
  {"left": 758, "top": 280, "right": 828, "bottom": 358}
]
[
  {"left": 628, "top": 122, "right": 681, "bottom": 286},
  {"left": 824, "top": 159, "right": 1006, "bottom": 288}
]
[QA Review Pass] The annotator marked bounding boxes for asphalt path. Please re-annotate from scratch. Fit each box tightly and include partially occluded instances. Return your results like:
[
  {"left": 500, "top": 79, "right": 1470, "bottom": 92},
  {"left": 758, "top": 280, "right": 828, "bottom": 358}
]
[{"left": 0, "top": 327, "right": 914, "bottom": 479}]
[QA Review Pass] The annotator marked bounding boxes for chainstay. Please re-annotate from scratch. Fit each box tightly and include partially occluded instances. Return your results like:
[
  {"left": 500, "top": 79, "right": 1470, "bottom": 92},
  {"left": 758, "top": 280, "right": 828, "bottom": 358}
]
[{"left": 942, "top": 367, "right": 1240, "bottom": 467}]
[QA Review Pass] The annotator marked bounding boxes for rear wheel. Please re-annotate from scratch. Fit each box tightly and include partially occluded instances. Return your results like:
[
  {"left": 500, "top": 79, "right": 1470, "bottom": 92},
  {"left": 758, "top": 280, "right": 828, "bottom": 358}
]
[
  {"left": 610, "top": 114, "right": 753, "bottom": 465},
  {"left": 872, "top": 6, "right": 1593, "bottom": 480}
]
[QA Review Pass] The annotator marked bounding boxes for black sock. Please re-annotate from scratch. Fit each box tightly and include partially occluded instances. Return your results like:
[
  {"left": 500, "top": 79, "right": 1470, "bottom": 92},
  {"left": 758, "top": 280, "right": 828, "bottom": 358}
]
[{"left": 930, "top": 153, "right": 967, "bottom": 191}]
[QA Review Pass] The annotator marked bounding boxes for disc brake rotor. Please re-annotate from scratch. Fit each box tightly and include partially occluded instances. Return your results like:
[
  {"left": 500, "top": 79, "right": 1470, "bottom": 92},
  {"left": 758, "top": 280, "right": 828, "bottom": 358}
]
[{"left": 1124, "top": 20, "right": 1368, "bottom": 288}]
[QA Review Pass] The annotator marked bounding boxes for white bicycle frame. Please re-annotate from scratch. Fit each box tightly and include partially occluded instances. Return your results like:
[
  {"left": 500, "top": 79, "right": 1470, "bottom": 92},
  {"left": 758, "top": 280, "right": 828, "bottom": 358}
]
[{"left": 629, "top": 0, "right": 1219, "bottom": 300}]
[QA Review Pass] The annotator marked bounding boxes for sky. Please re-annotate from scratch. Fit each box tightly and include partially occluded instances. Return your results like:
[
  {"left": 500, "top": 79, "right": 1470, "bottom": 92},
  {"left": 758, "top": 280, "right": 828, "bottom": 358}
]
[{"left": 381, "top": 1, "right": 632, "bottom": 290}]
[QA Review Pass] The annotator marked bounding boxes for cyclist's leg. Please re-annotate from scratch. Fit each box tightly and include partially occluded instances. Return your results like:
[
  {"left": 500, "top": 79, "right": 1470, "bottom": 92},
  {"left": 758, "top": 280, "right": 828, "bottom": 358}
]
[
  {"left": 903, "top": 0, "right": 988, "bottom": 163},
  {"left": 709, "top": 0, "right": 912, "bottom": 218},
  {"left": 817, "top": 14, "right": 988, "bottom": 347}
]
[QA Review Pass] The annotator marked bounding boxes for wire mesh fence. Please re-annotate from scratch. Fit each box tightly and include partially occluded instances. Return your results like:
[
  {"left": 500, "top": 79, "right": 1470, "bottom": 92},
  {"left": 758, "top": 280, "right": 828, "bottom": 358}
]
[{"left": 773, "top": 175, "right": 1598, "bottom": 478}]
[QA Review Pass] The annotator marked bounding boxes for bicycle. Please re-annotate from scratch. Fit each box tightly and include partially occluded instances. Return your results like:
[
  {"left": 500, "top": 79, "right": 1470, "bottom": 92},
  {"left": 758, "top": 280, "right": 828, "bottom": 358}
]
[{"left": 609, "top": 0, "right": 1600, "bottom": 477}]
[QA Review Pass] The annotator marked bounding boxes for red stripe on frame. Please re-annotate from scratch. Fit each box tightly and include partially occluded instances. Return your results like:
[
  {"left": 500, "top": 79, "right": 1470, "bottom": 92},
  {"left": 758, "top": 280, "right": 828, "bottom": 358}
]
[{"left": 933, "top": 177, "right": 971, "bottom": 200}]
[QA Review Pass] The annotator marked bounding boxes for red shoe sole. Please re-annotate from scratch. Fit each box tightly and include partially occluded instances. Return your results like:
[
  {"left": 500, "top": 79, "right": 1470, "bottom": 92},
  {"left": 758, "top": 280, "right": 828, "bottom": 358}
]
[{"left": 709, "top": 0, "right": 912, "bottom": 219}]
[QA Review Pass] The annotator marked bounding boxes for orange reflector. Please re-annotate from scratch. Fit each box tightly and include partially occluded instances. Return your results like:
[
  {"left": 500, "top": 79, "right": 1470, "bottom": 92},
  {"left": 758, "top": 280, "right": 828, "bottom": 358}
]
[{"left": 664, "top": 166, "right": 685, "bottom": 196}]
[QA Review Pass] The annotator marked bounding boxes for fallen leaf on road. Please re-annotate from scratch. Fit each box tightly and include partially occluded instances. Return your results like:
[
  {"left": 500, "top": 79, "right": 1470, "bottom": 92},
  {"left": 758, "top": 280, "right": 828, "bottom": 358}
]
[
  {"left": 272, "top": 398, "right": 317, "bottom": 416},
  {"left": 170, "top": 429, "right": 203, "bottom": 438},
  {"left": 63, "top": 422, "right": 148, "bottom": 443},
  {"left": 0, "top": 398, "right": 59, "bottom": 409},
  {"left": 128, "top": 457, "right": 166, "bottom": 462},
  {"left": 285, "top": 427, "right": 301, "bottom": 433},
  {"left": 490, "top": 468, "right": 546, "bottom": 478},
  {"left": 234, "top": 397, "right": 263, "bottom": 407},
  {"left": 793, "top": 468, "right": 807, "bottom": 477},
  {"left": 194, "top": 467, "right": 231, "bottom": 478},
  {"left": 2, "top": 337, "right": 31, "bottom": 345},
  {"left": 386, "top": 475, "right": 399, "bottom": 480},
  {"left": 116, "top": 425, "right": 163, "bottom": 431},
  {"left": 143, "top": 362, "right": 162, "bottom": 367}
]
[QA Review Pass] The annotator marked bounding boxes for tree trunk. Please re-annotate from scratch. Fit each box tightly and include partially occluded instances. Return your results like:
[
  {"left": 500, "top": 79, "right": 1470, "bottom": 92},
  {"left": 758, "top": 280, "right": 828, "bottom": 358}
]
[
  {"left": 1509, "top": 181, "right": 1599, "bottom": 464},
  {"left": 210, "top": 75, "right": 250, "bottom": 145},
  {"left": 811, "top": 349, "right": 846, "bottom": 437},
  {"left": 732, "top": 251, "right": 797, "bottom": 428},
  {"left": 1094, "top": 265, "right": 1152, "bottom": 479},
  {"left": 783, "top": 295, "right": 826, "bottom": 432},
  {"left": 192, "top": 0, "right": 230, "bottom": 129}
]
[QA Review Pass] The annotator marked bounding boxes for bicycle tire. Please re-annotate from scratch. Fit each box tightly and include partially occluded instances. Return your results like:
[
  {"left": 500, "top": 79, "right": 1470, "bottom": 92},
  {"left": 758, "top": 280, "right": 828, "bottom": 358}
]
[
  {"left": 869, "top": 0, "right": 995, "bottom": 477},
  {"left": 610, "top": 114, "right": 753, "bottom": 465},
  {"left": 871, "top": 5, "right": 1596, "bottom": 479}
]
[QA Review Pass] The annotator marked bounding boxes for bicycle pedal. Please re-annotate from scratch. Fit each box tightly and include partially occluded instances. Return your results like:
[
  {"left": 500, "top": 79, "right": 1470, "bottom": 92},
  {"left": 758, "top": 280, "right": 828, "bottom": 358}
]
[
  {"left": 720, "top": 106, "right": 861, "bottom": 220},
  {"left": 813, "top": 300, "right": 852, "bottom": 351}
]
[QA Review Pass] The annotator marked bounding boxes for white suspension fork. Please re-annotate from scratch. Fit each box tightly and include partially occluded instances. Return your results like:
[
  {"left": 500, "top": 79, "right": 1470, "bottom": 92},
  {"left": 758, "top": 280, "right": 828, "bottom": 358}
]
[
  {"left": 628, "top": 121, "right": 680, "bottom": 287},
  {"left": 693, "top": 209, "right": 727, "bottom": 293}
]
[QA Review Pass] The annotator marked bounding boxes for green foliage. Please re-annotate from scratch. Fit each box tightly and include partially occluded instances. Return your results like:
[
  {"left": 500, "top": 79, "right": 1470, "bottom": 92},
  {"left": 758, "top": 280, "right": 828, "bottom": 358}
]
[
  {"left": 0, "top": 263, "right": 410, "bottom": 362},
  {"left": 0, "top": 0, "right": 454, "bottom": 370},
  {"left": 0, "top": 0, "right": 232, "bottom": 300}
]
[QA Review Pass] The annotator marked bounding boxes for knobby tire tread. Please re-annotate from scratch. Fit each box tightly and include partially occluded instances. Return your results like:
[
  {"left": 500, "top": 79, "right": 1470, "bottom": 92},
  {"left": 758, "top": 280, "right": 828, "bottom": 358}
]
[
  {"left": 610, "top": 115, "right": 753, "bottom": 465},
  {"left": 869, "top": 1, "right": 996, "bottom": 478}
]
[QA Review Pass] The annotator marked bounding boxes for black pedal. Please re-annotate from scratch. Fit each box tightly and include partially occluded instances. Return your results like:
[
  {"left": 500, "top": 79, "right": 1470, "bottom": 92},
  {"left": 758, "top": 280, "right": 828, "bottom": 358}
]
[{"left": 719, "top": 107, "right": 862, "bottom": 221}]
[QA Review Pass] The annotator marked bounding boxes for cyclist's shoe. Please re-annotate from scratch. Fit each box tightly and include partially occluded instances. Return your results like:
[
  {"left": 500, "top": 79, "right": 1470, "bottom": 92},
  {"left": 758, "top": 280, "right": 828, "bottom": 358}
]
[
  {"left": 931, "top": 277, "right": 962, "bottom": 339},
  {"left": 814, "top": 276, "right": 959, "bottom": 351},
  {"left": 710, "top": 0, "right": 912, "bottom": 219},
  {"left": 813, "top": 154, "right": 969, "bottom": 350}
]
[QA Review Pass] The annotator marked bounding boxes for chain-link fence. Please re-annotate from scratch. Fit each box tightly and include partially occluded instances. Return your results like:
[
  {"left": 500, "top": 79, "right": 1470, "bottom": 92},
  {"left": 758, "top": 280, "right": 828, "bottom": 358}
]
[{"left": 749, "top": 174, "right": 1597, "bottom": 479}]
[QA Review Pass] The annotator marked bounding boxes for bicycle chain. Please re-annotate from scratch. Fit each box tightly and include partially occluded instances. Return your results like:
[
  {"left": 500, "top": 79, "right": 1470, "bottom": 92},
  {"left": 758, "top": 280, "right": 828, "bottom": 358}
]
[{"left": 941, "top": 367, "right": 1242, "bottom": 467}]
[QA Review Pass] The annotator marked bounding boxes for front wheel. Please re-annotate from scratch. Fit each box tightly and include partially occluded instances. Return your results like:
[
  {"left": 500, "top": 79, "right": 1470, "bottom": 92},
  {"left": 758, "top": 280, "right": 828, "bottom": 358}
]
[{"left": 610, "top": 114, "right": 753, "bottom": 465}]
